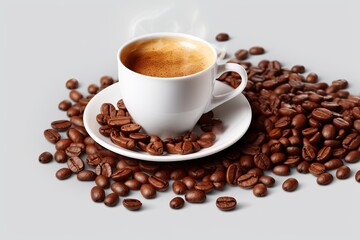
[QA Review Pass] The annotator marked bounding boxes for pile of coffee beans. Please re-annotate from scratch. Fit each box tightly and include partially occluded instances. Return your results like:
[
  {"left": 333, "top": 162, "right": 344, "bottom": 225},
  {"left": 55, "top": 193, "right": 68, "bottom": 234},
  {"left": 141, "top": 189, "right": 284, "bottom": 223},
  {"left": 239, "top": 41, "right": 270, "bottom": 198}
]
[
  {"left": 97, "top": 101, "right": 219, "bottom": 155},
  {"left": 39, "top": 34, "right": 360, "bottom": 211}
]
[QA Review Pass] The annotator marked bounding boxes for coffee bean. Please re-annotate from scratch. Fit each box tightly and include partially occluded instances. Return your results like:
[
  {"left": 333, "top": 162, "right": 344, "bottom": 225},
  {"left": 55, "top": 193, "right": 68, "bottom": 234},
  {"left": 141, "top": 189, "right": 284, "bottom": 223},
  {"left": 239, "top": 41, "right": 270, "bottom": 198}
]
[
  {"left": 66, "top": 78, "right": 79, "bottom": 89},
  {"left": 55, "top": 139, "right": 72, "bottom": 151},
  {"left": 104, "top": 193, "right": 119, "bottom": 207},
  {"left": 67, "top": 157, "right": 84, "bottom": 173},
  {"left": 139, "top": 161, "right": 159, "bottom": 174},
  {"left": 148, "top": 175, "right": 169, "bottom": 191},
  {"left": 336, "top": 166, "right": 351, "bottom": 180},
  {"left": 54, "top": 150, "right": 67, "bottom": 163},
  {"left": 317, "top": 172, "right": 333, "bottom": 185},
  {"left": 312, "top": 108, "right": 333, "bottom": 122},
  {"left": 216, "top": 33, "right": 229, "bottom": 41},
  {"left": 249, "top": 46, "right": 265, "bottom": 55},
  {"left": 134, "top": 171, "right": 149, "bottom": 184},
  {"left": 182, "top": 176, "right": 196, "bottom": 190},
  {"left": 309, "top": 162, "right": 326, "bottom": 176},
  {"left": 91, "top": 186, "right": 105, "bottom": 202},
  {"left": 226, "top": 163, "right": 241, "bottom": 185},
  {"left": 124, "top": 179, "right": 141, "bottom": 190},
  {"left": 291, "top": 65, "right": 305, "bottom": 73},
  {"left": 58, "top": 100, "right": 72, "bottom": 111},
  {"left": 282, "top": 178, "right": 298, "bottom": 192},
  {"left": 67, "top": 128, "right": 84, "bottom": 143},
  {"left": 343, "top": 132, "right": 360, "bottom": 150},
  {"left": 111, "top": 182, "right": 129, "bottom": 196},
  {"left": 259, "top": 175, "right": 275, "bottom": 187},
  {"left": 316, "top": 146, "right": 332, "bottom": 162},
  {"left": 139, "top": 183, "right": 156, "bottom": 199},
  {"left": 65, "top": 145, "right": 82, "bottom": 157},
  {"left": 210, "top": 170, "right": 226, "bottom": 182},
  {"left": 216, "top": 196, "right": 237, "bottom": 211},
  {"left": 235, "top": 49, "right": 248, "bottom": 60},
  {"left": 254, "top": 153, "right": 271, "bottom": 170},
  {"left": 146, "top": 141, "right": 164, "bottom": 155},
  {"left": 297, "top": 161, "right": 310, "bottom": 173},
  {"left": 175, "top": 141, "right": 193, "bottom": 154},
  {"left": 237, "top": 173, "right": 258, "bottom": 188},
  {"left": 194, "top": 181, "right": 214, "bottom": 193},
  {"left": 306, "top": 73, "right": 318, "bottom": 83},
  {"left": 355, "top": 170, "right": 360, "bottom": 182},
  {"left": 344, "top": 150, "right": 360, "bottom": 163},
  {"left": 324, "top": 158, "right": 343, "bottom": 170},
  {"left": 172, "top": 180, "right": 187, "bottom": 194},
  {"left": 39, "top": 151, "right": 52, "bottom": 163},
  {"left": 111, "top": 168, "right": 133, "bottom": 182},
  {"left": 272, "top": 164, "right": 290, "bottom": 176},
  {"left": 123, "top": 198, "right": 142, "bottom": 211},
  {"left": 170, "top": 169, "right": 188, "bottom": 180},
  {"left": 322, "top": 124, "right": 336, "bottom": 140},
  {"left": 77, "top": 170, "right": 97, "bottom": 181},
  {"left": 197, "top": 132, "right": 216, "bottom": 148},
  {"left": 270, "top": 152, "right": 286, "bottom": 165},
  {"left": 88, "top": 84, "right": 99, "bottom": 94},
  {"left": 51, "top": 120, "right": 72, "bottom": 131},
  {"left": 170, "top": 197, "right": 185, "bottom": 209},
  {"left": 70, "top": 116, "right": 84, "bottom": 127},
  {"left": 95, "top": 175, "right": 110, "bottom": 189},
  {"left": 56, "top": 168, "right": 72, "bottom": 180},
  {"left": 69, "top": 90, "right": 83, "bottom": 102},
  {"left": 95, "top": 162, "right": 112, "bottom": 177},
  {"left": 253, "top": 183, "right": 267, "bottom": 197},
  {"left": 185, "top": 189, "right": 206, "bottom": 203},
  {"left": 44, "top": 129, "right": 61, "bottom": 143}
]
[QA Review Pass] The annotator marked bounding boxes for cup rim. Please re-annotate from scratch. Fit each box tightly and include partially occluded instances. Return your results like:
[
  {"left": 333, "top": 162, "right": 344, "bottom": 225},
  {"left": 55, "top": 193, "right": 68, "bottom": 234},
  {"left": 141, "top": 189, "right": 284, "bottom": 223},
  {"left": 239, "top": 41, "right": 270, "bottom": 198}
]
[{"left": 117, "top": 32, "right": 218, "bottom": 80}]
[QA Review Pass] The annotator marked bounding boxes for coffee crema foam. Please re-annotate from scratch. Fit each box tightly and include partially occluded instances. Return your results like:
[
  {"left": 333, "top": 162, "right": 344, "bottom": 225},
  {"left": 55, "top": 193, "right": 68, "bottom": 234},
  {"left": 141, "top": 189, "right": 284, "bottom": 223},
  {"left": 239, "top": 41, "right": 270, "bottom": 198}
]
[{"left": 121, "top": 37, "right": 214, "bottom": 78}]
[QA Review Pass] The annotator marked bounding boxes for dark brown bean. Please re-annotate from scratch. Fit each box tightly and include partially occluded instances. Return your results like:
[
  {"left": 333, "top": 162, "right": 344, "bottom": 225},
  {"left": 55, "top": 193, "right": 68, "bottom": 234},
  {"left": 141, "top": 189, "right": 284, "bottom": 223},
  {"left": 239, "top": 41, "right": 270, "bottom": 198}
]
[
  {"left": 77, "top": 170, "right": 97, "bottom": 181},
  {"left": 140, "top": 183, "right": 156, "bottom": 199},
  {"left": 216, "top": 196, "right": 237, "bottom": 211},
  {"left": 134, "top": 172, "right": 149, "bottom": 184},
  {"left": 312, "top": 108, "right": 333, "bottom": 122},
  {"left": 324, "top": 158, "right": 343, "bottom": 170},
  {"left": 344, "top": 150, "right": 360, "bottom": 163},
  {"left": 95, "top": 175, "right": 110, "bottom": 189},
  {"left": 309, "top": 162, "right": 326, "bottom": 176},
  {"left": 182, "top": 176, "right": 196, "bottom": 190},
  {"left": 317, "top": 172, "right": 333, "bottom": 185},
  {"left": 235, "top": 49, "right": 248, "bottom": 60},
  {"left": 91, "top": 186, "right": 105, "bottom": 202},
  {"left": 54, "top": 150, "right": 67, "bottom": 163},
  {"left": 226, "top": 163, "right": 241, "bottom": 185},
  {"left": 172, "top": 180, "right": 187, "bottom": 195},
  {"left": 282, "top": 178, "right": 298, "bottom": 192},
  {"left": 67, "top": 157, "right": 84, "bottom": 173},
  {"left": 55, "top": 139, "right": 72, "bottom": 151},
  {"left": 356, "top": 170, "right": 360, "bottom": 182},
  {"left": 297, "top": 161, "right": 310, "bottom": 173},
  {"left": 56, "top": 168, "right": 72, "bottom": 180},
  {"left": 336, "top": 166, "right": 351, "bottom": 180},
  {"left": 216, "top": 33, "right": 229, "bottom": 41},
  {"left": 104, "top": 193, "right": 119, "bottom": 207},
  {"left": 38, "top": 151, "right": 52, "bottom": 164},
  {"left": 111, "top": 182, "right": 129, "bottom": 196},
  {"left": 259, "top": 176, "right": 275, "bottom": 187},
  {"left": 237, "top": 173, "right": 258, "bottom": 188},
  {"left": 253, "top": 183, "right": 267, "bottom": 197},
  {"left": 291, "top": 65, "right": 305, "bottom": 73},
  {"left": 123, "top": 198, "right": 142, "bottom": 211},
  {"left": 51, "top": 120, "right": 72, "bottom": 131},
  {"left": 194, "top": 181, "right": 214, "bottom": 193},
  {"left": 185, "top": 189, "right": 206, "bottom": 203},
  {"left": 69, "top": 90, "right": 83, "bottom": 102},
  {"left": 148, "top": 175, "right": 169, "bottom": 191},
  {"left": 124, "top": 179, "right": 141, "bottom": 190},
  {"left": 272, "top": 164, "right": 290, "bottom": 176},
  {"left": 88, "top": 84, "right": 99, "bottom": 94},
  {"left": 58, "top": 100, "right": 72, "bottom": 111},
  {"left": 44, "top": 129, "right": 61, "bottom": 143},
  {"left": 66, "top": 78, "right": 79, "bottom": 89},
  {"left": 170, "top": 197, "right": 185, "bottom": 209},
  {"left": 249, "top": 46, "right": 265, "bottom": 55}
]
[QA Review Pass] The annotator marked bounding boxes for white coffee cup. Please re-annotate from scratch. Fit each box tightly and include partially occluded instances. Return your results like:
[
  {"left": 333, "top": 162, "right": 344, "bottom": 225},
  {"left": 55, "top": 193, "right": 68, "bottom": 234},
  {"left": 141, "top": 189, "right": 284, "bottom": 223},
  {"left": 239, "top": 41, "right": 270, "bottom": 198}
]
[{"left": 117, "top": 32, "right": 247, "bottom": 138}]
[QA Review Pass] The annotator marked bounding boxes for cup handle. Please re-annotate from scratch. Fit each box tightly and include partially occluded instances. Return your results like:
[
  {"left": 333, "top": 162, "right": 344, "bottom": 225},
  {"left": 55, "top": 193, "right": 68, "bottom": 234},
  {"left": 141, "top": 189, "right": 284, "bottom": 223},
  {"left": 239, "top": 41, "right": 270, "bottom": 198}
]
[{"left": 204, "top": 63, "right": 248, "bottom": 112}]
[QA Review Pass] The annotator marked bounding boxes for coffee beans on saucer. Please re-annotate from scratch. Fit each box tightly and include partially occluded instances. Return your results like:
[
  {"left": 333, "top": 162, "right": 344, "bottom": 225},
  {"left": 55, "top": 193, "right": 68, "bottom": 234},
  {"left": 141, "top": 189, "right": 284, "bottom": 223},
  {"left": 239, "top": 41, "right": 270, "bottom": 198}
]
[{"left": 39, "top": 33, "right": 360, "bottom": 211}]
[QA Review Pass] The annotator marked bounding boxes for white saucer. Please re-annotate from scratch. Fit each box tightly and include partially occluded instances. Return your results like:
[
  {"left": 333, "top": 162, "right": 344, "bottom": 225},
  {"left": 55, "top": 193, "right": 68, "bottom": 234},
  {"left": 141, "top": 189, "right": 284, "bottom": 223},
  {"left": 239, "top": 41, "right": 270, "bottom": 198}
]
[{"left": 83, "top": 81, "right": 252, "bottom": 162}]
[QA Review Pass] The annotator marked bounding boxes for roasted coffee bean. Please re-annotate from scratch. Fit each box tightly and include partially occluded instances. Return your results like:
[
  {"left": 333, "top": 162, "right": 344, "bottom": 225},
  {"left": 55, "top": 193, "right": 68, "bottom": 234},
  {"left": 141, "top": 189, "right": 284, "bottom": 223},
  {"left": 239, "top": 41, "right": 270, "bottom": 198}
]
[
  {"left": 249, "top": 46, "right": 265, "bottom": 55},
  {"left": 146, "top": 141, "right": 164, "bottom": 155},
  {"left": 51, "top": 120, "right": 72, "bottom": 131},
  {"left": 104, "top": 193, "right": 119, "bottom": 207},
  {"left": 172, "top": 180, "right": 187, "bottom": 194},
  {"left": 88, "top": 84, "right": 99, "bottom": 94},
  {"left": 111, "top": 131, "right": 136, "bottom": 150},
  {"left": 194, "top": 181, "right": 214, "bottom": 193},
  {"left": 216, "top": 32, "right": 229, "bottom": 41},
  {"left": 312, "top": 108, "right": 333, "bottom": 122},
  {"left": 140, "top": 183, "right": 156, "bottom": 199},
  {"left": 65, "top": 145, "right": 82, "bottom": 157},
  {"left": 70, "top": 116, "right": 84, "bottom": 127},
  {"left": 333, "top": 118, "right": 351, "bottom": 129},
  {"left": 282, "top": 178, "right": 298, "bottom": 192},
  {"left": 336, "top": 166, "right": 351, "bottom": 180},
  {"left": 185, "top": 189, "right": 206, "bottom": 203},
  {"left": 309, "top": 162, "right": 326, "bottom": 176},
  {"left": 170, "top": 197, "right": 185, "bottom": 209},
  {"left": 253, "top": 183, "right": 267, "bottom": 197},
  {"left": 111, "top": 182, "right": 129, "bottom": 196},
  {"left": 44, "top": 129, "right": 61, "bottom": 143},
  {"left": 316, "top": 146, "right": 332, "bottom": 162},
  {"left": 317, "top": 172, "right": 333, "bottom": 185},
  {"left": 39, "top": 151, "right": 52, "bottom": 164},
  {"left": 120, "top": 123, "right": 141, "bottom": 134},
  {"left": 100, "top": 76, "right": 114, "bottom": 88},
  {"left": 134, "top": 172, "right": 149, "bottom": 184},
  {"left": 258, "top": 175, "right": 274, "bottom": 187},
  {"left": 175, "top": 141, "right": 193, "bottom": 154},
  {"left": 58, "top": 100, "right": 72, "bottom": 111},
  {"left": 123, "top": 198, "right": 142, "bottom": 211},
  {"left": 54, "top": 150, "right": 67, "bottom": 163},
  {"left": 188, "top": 166, "right": 206, "bottom": 179},
  {"left": 297, "top": 161, "right": 310, "bottom": 174},
  {"left": 182, "top": 176, "right": 196, "bottom": 190},
  {"left": 95, "top": 162, "right": 112, "bottom": 177},
  {"left": 291, "top": 65, "right": 305, "bottom": 73},
  {"left": 197, "top": 132, "right": 216, "bottom": 148},
  {"left": 356, "top": 170, "right": 360, "bottom": 182},
  {"left": 291, "top": 114, "right": 307, "bottom": 130},
  {"left": 86, "top": 154, "right": 102, "bottom": 167},
  {"left": 67, "top": 106, "right": 80, "bottom": 117},
  {"left": 306, "top": 72, "right": 318, "bottom": 83},
  {"left": 216, "top": 196, "right": 237, "bottom": 211},
  {"left": 237, "top": 173, "right": 258, "bottom": 188},
  {"left": 91, "top": 186, "right": 105, "bottom": 202},
  {"left": 247, "top": 167, "right": 264, "bottom": 177},
  {"left": 111, "top": 168, "right": 133, "bottom": 182},
  {"left": 69, "top": 90, "right": 83, "bottom": 102},
  {"left": 272, "top": 164, "right": 290, "bottom": 176},
  {"left": 138, "top": 161, "right": 159, "bottom": 174},
  {"left": 302, "top": 143, "right": 317, "bottom": 162},
  {"left": 67, "top": 128, "right": 84, "bottom": 143},
  {"left": 344, "top": 150, "right": 360, "bottom": 163},
  {"left": 254, "top": 153, "right": 271, "bottom": 170},
  {"left": 148, "top": 175, "right": 169, "bottom": 191},
  {"left": 95, "top": 175, "right": 110, "bottom": 189},
  {"left": 235, "top": 49, "right": 248, "bottom": 60},
  {"left": 210, "top": 170, "right": 226, "bottom": 182},
  {"left": 170, "top": 169, "right": 188, "bottom": 180},
  {"left": 56, "top": 168, "right": 72, "bottom": 180},
  {"left": 322, "top": 124, "right": 336, "bottom": 140},
  {"left": 343, "top": 132, "right": 360, "bottom": 150},
  {"left": 124, "top": 179, "right": 141, "bottom": 190},
  {"left": 67, "top": 157, "right": 84, "bottom": 173},
  {"left": 55, "top": 139, "right": 72, "bottom": 151},
  {"left": 226, "top": 163, "right": 241, "bottom": 185},
  {"left": 270, "top": 152, "right": 286, "bottom": 165},
  {"left": 66, "top": 78, "right": 79, "bottom": 89},
  {"left": 77, "top": 170, "right": 97, "bottom": 181},
  {"left": 324, "top": 158, "right": 343, "bottom": 170}
]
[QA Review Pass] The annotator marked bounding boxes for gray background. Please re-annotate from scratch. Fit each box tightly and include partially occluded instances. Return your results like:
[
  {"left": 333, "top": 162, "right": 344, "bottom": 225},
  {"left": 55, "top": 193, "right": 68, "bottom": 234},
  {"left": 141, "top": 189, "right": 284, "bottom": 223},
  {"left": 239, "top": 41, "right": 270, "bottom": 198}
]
[{"left": 1, "top": 0, "right": 360, "bottom": 239}]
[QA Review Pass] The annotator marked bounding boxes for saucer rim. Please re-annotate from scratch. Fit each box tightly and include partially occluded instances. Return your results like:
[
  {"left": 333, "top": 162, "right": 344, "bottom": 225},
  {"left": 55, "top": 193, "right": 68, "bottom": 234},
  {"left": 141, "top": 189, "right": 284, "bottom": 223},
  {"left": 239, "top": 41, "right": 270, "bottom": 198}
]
[{"left": 83, "top": 82, "right": 252, "bottom": 162}]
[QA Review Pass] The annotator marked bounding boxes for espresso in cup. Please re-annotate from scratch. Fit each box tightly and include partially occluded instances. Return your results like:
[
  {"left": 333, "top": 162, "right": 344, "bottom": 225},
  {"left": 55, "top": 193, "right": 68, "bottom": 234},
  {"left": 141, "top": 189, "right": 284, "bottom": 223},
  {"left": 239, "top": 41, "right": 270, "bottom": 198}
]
[{"left": 120, "top": 36, "right": 215, "bottom": 78}]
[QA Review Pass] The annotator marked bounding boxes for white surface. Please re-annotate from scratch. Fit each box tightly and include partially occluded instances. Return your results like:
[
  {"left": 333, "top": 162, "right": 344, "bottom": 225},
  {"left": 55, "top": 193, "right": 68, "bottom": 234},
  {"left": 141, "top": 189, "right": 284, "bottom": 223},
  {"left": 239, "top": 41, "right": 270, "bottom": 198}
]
[
  {"left": 84, "top": 82, "right": 252, "bottom": 161},
  {"left": 2, "top": 0, "right": 360, "bottom": 239}
]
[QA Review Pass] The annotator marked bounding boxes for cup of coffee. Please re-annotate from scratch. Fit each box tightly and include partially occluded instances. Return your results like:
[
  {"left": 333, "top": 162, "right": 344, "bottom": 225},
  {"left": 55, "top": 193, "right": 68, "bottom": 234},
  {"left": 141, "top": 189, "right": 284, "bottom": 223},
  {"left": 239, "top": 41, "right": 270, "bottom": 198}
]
[{"left": 117, "top": 32, "right": 248, "bottom": 138}]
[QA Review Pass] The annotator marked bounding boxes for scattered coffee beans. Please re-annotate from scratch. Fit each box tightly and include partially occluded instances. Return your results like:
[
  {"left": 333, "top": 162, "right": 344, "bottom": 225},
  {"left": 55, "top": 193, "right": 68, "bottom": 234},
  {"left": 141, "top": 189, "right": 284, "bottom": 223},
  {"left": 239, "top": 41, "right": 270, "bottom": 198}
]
[
  {"left": 40, "top": 36, "right": 360, "bottom": 211},
  {"left": 216, "top": 33, "right": 229, "bottom": 41}
]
